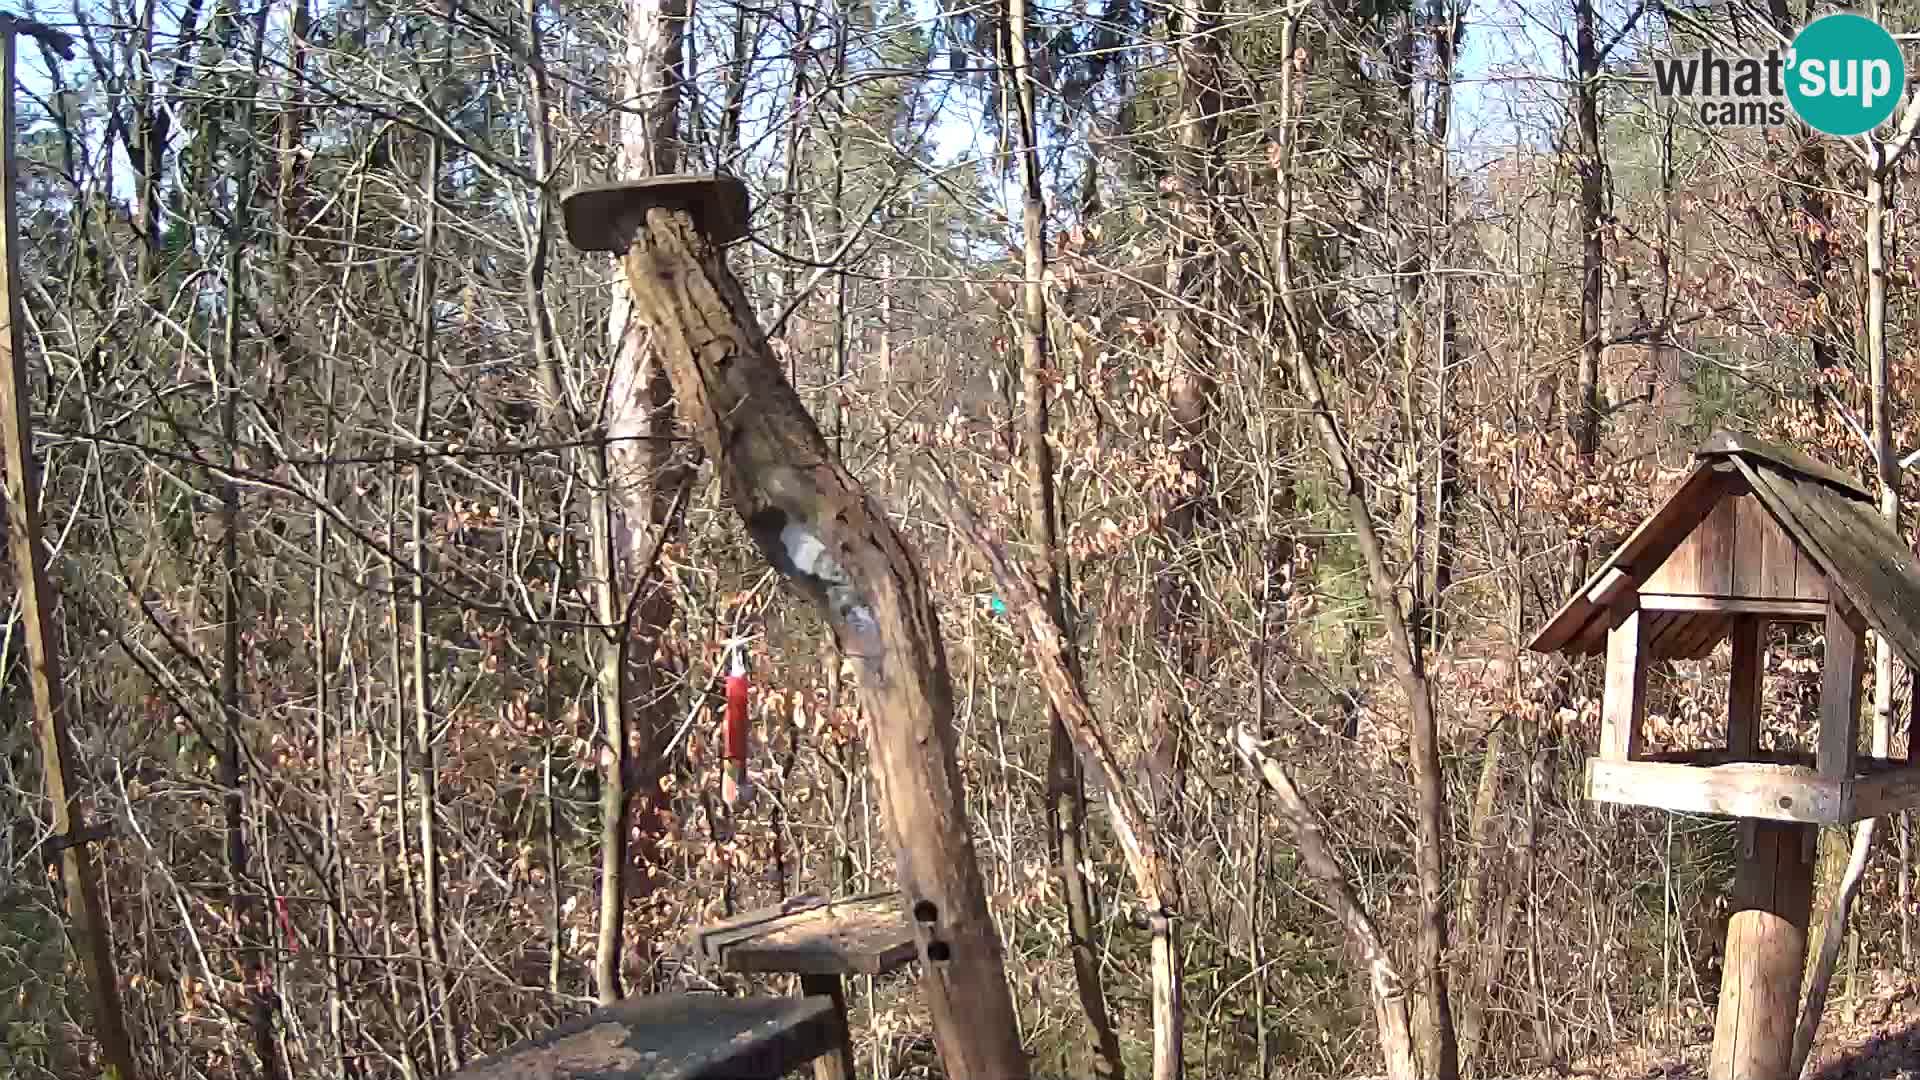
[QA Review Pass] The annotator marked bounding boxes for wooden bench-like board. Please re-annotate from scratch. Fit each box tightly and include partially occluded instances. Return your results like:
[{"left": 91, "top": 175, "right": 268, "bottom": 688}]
[
  {"left": 693, "top": 891, "right": 917, "bottom": 977},
  {"left": 450, "top": 993, "right": 836, "bottom": 1080}
]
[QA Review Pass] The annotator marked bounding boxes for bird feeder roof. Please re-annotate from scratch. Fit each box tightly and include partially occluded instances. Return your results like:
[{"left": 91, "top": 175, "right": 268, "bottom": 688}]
[{"left": 1528, "top": 431, "right": 1920, "bottom": 670}]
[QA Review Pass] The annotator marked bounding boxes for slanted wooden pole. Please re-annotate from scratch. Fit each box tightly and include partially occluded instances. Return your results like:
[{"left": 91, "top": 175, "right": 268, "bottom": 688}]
[
  {"left": 0, "top": 18, "right": 139, "bottom": 1080},
  {"left": 1708, "top": 819, "right": 1814, "bottom": 1080},
  {"left": 559, "top": 176, "right": 1030, "bottom": 1080}
]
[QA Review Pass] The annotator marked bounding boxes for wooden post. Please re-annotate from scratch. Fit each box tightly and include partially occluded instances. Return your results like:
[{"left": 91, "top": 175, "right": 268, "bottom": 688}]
[
  {"left": 1819, "top": 601, "right": 1864, "bottom": 779},
  {"left": 1727, "top": 615, "right": 1763, "bottom": 758},
  {"left": 1708, "top": 819, "right": 1815, "bottom": 1080},
  {"left": 559, "top": 177, "right": 1030, "bottom": 1080},
  {"left": 1599, "top": 605, "right": 1648, "bottom": 761},
  {"left": 0, "top": 20, "right": 139, "bottom": 1080},
  {"left": 800, "top": 973, "right": 856, "bottom": 1080}
]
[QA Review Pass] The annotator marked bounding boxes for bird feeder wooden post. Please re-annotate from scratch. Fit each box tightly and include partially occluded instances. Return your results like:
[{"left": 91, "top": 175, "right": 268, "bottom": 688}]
[
  {"left": 557, "top": 175, "right": 1030, "bottom": 1080},
  {"left": 1530, "top": 431, "right": 1920, "bottom": 1080}
]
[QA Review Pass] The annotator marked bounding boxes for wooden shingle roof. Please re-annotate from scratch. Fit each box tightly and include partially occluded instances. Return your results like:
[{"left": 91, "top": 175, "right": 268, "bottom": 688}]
[{"left": 1528, "top": 431, "right": 1920, "bottom": 672}]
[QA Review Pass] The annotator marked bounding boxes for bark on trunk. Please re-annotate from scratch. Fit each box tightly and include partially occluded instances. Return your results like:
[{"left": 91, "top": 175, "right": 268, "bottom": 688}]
[
  {"left": 594, "top": 0, "right": 688, "bottom": 1003},
  {"left": 1568, "top": 0, "right": 1604, "bottom": 597},
  {"left": 598, "top": 202, "right": 1030, "bottom": 1080},
  {"left": 1000, "top": 0, "right": 1124, "bottom": 1072}
]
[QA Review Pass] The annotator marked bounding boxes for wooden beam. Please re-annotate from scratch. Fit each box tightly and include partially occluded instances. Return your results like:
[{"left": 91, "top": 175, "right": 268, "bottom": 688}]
[
  {"left": 448, "top": 994, "right": 837, "bottom": 1080},
  {"left": 1847, "top": 764, "right": 1920, "bottom": 819},
  {"left": 1819, "top": 601, "right": 1865, "bottom": 780},
  {"left": 1600, "top": 608, "right": 1650, "bottom": 761},
  {"left": 1727, "top": 615, "right": 1763, "bottom": 758},
  {"left": 1584, "top": 567, "right": 1633, "bottom": 608},
  {"left": 1585, "top": 759, "right": 1845, "bottom": 824},
  {"left": 1639, "top": 595, "right": 1827, "bottom": 619},
  {"left": 1708, "top": 820, "right": 1815, "bottom": 1080}
]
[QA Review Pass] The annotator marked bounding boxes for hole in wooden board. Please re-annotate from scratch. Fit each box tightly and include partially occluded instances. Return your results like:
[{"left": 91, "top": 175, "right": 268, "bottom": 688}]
[
  {"left": 925, "top": 940, "right": 951, "bottom": 963},
  {"left": 912, "top": 899, "right": 938, "bottom": 924},
  {"left": 1778, "top": 796, "right": 1793, "bottom": 809}
]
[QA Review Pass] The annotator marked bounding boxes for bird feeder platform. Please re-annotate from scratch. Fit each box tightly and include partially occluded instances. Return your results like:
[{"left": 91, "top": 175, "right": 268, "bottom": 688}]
[
  {"left": 446, "top": 992, "right": 840, "bottom": 1080},
  {"left": 691, "top": 892, "right": 918, "bottom": 1080},
  {"left": 1530, "top": 431, "right": 1920, "bottom": 825}
]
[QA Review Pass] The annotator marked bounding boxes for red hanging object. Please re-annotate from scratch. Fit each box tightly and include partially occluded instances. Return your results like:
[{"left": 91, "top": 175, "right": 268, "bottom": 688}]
[{"left": 722, "top": 645, "right": 753, "bottom": 807}]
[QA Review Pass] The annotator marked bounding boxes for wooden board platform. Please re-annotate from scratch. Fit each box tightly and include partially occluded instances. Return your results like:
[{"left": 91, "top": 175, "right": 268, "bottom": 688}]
[
  {"left": 1587, "top": 756, "right": 1920, "bottom": 824},
  {"left": 449, "top": 993, "right": 837, "bottom": 1080},
  {"left": 693, "top": 892, "right": 917, "bottom": 977}
]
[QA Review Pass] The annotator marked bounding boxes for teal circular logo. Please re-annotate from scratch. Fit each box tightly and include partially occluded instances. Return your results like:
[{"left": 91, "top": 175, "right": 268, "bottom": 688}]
[{"left": 1788, "top": 14, "right": 1906, "bottom": 136}]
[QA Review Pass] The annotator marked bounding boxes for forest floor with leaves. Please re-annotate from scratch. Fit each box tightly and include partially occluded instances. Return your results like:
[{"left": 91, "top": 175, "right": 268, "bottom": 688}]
[{"left": 1535, "top": 973, "right": 1920, "bottom": 1080}]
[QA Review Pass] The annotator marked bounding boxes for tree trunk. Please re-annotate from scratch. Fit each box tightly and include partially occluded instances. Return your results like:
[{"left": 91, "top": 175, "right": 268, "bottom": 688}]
[
  {"left": 1000, "top": 0, "right": 1124, "bottom": 1073},
  {"left": 1792, "top": 139, "right": 1909, "bottom": 1080},
  {"left": 927, "top": 469, "right": 1182, "bottom": 1080},
  {"left": 594, "top": 0, "right": 688, "bottom": 1004},
  {"left": 0, "top": 30, "right": 140, "bottom": 1080},
  {"left": 408, "top": 131, "right": 462, "bottom": 1070},
  {"left": 593, "top": 200, "right": 1031, "bottom": 1080},
  {"left": 1567, "top": 0, "right": 1605, "bottom": 597},
  {"left": 1233, "top": 728, "right": 1418, "bottom": 1079},
  {"left": 216, "top": 7, "right": 282, "bottom": 1072},
  {"left": 1272, "top": 12, "right": 1458, "bottom": 1068}
]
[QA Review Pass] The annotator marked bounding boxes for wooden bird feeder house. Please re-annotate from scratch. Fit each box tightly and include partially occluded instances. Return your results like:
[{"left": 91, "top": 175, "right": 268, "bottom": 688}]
[
  {"left": 1530, "top": 430, "right": 1920, "bottom": 1080},
  {"left": 1531, "top": 431, "right": 1920, "bottom": 822}
]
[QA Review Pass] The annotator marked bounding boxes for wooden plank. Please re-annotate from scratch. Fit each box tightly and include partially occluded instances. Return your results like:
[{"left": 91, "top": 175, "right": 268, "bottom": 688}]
[
  {"left": 1732, "top": 495, "right": 1776, "bottom": 598},
  {"left": 449, "top": 993, "right": 835, "bottom": 1080},
  {"left": 1697, "top": 429, "right": 1872, "bottom": 498},
  {"left": 1820, "top": 601, "right": 1864, "bottom": 780},
  {"left": 1600, "top": 608, "right": 1650, "bottom": 761},
  {"left": 691, "top": 893, "right": 834, "bottom": 963},
  {"left": 1727, "top": 615, "right": 1763, "bottom": 758},
  {"left": 801, "top": 974, "right": 856, "bottom": 1080},
  {"left": 1585, "top": 759, "right": 1845, "bottom": 823},
  {"left": 706, "top": 893, "right": 917, "bottom": 977},
  {"left": 1639, "top": 595, "right": 1826, "bottom": 620},
  {"left": 1638, "top": 749, "right": 1909, "bottom": 773},
  {"left": 1708, "top": 819, "right": 1815, "bottom": 1080},
  {"left": 1648, "top": 610, "right": 1696, "bottom": 656},
  {"left": 1846, "top": 763, "right": 1920, "bottom": 819},
  {"left": 1673, "top": 613, "right": 1729, "bottom": 660}
]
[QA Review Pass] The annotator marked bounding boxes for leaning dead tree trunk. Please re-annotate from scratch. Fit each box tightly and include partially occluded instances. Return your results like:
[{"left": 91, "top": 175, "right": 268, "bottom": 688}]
[
  {"left": 923, "top": 466, "right": 1182, "bottom": 1080},
  {"left": 1232, "top": 727, "right": 1418, "bottom": 1080},
  {"left": 560, "top": 177, "right": 1029, "bottom": 1080}
]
